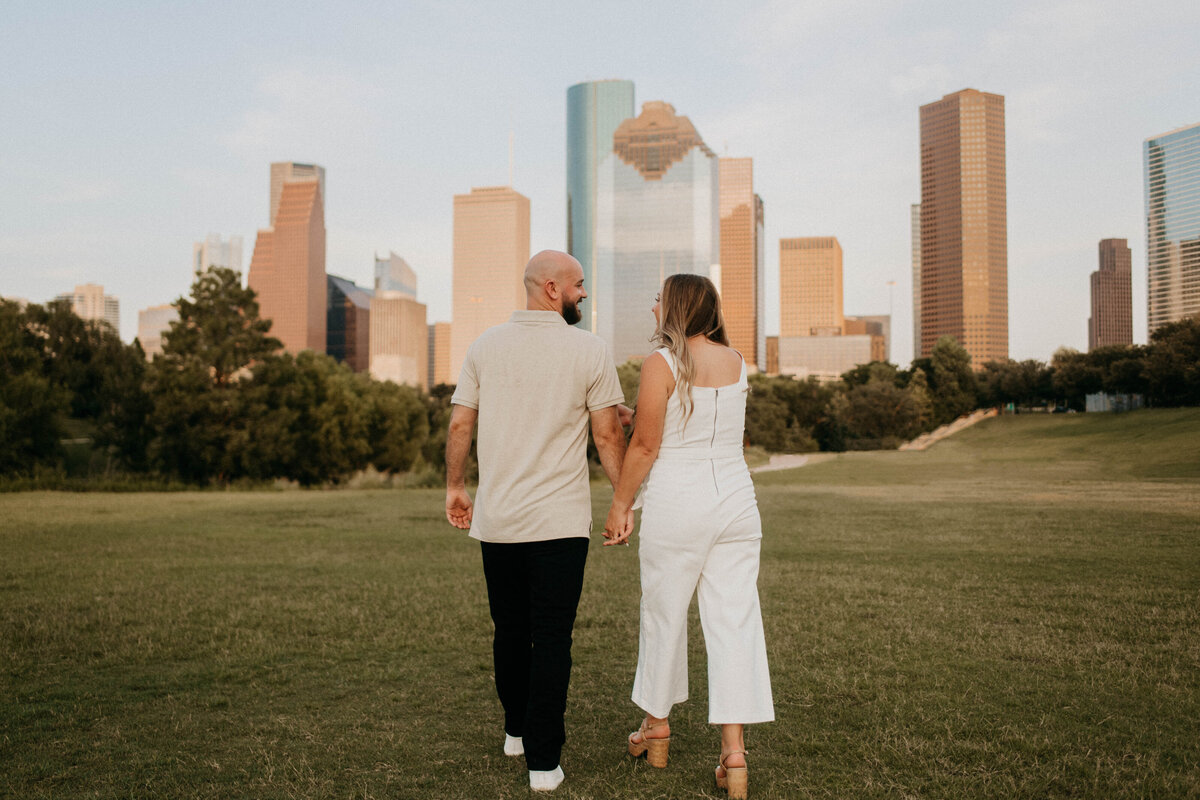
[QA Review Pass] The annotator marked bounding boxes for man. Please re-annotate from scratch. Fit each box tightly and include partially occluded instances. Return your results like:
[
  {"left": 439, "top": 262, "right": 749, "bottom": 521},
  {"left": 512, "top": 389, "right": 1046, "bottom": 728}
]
[{"left": 445, "top": 250, "right": 630, "bottom": 792}]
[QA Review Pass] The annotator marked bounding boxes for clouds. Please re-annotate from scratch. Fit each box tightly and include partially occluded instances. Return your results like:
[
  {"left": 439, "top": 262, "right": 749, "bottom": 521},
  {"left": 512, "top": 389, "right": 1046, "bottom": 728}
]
[{"left": 223, "top": 67, "right": 385, "bottom": 162}]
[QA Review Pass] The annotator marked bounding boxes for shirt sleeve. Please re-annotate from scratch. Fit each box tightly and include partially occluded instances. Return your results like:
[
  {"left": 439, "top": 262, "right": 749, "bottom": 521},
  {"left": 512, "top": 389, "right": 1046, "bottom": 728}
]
[
  {"left": 586, "top": 342, "right": 625, "bottom": 411},
  {"left": 450, "top": 344, "right": 480, "bottom": 409}
]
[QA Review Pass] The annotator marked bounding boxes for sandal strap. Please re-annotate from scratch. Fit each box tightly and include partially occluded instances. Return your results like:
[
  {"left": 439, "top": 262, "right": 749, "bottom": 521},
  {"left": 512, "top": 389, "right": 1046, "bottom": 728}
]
[{"left": 720, "top": 750, "right": 747, "bottom": 768}]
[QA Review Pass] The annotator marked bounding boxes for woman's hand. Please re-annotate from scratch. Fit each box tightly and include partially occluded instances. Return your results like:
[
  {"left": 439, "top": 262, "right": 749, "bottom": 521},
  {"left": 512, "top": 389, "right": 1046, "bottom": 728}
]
[{"left": 603, "top": 502, "right": 634, "bottom": 546}]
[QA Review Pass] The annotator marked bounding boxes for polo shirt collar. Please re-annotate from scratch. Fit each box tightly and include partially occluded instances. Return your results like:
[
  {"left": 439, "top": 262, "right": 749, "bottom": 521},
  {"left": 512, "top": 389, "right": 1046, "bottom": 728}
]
[{"left": 510, "top": 310, "right": 567, "bottom": 325}]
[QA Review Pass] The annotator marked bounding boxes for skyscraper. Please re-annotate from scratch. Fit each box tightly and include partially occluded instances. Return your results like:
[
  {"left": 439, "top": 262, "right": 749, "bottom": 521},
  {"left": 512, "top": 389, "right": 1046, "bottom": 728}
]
[
  {"left": 779, "top": 237, "right": 844, "bottom": 336},
  {"left": 1145, "top": 122, "right": 1200, "bottom": 334},
  {"left": 596, "top": 100, "right": 719, "bottom": 364},
  {"left": 247, "top": 163, "right": 327, "bottom": 354},
  {"left": 1089, "top": 239, "right": 1133, "bottom": 351},
  {"left": 374, "top": 252, "right": 417, "bottom": 298},
  {"left": 719, "top": 157, "right": 765, "bottom": 370},
  {"left": 270, "top": 162, "right": 325, "bottom": 227},
  {"left": 327, "top": 275, "right": 372, "bottom": 372},
  {"left": 450, "top": 186, "right": 530, "bottom": 380},
  {"left": 137, "top": 304, "right": 179, "bottom": 359},
  {"left": 566, "top": 79, "right": 636, "bottom": 334},
  {"left": 427, "top": 321, "right": 452, "bottom": 388},
  {"left": 370, "top": 293, "right": 427, "bottom": 390},
  {"left": 910, "top": 203, "right": 922, "bottom": 359},
  {"left": 192, "top": 233, "right": 243, "bottom": 277},
  {"left": 918, "top": 88, "right": 1008, "bottom": 365},
  {"left": 55, "top": 283, "right": 119, "bottom": 332}
]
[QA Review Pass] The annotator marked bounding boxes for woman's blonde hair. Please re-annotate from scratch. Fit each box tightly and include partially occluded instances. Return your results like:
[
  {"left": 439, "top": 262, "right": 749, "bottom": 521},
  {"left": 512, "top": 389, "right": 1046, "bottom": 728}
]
[{"left": 652, "top": 273, "right": 730, "bottom": 427}]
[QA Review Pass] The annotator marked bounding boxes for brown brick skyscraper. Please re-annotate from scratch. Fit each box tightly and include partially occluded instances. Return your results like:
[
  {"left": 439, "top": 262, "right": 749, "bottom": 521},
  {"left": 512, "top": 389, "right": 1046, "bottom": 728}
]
[
  {"left": 1089, "top": 238, "right": 1133, "bottom": 350},
  {"left": 919, "top": 89, "right": 1007, "bottom": 365},
  {"left": 248, "top": 165, "right": 326, "bottom": 354},
  {"left": 719, "top": 158, "right": 765, "bottom": 369}
]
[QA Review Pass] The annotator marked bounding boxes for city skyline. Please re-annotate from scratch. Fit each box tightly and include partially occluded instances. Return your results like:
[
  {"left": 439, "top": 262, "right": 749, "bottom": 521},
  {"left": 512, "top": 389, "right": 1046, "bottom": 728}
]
[{"left": 2, "top": 2, "right": 1198, "bottom": 366}]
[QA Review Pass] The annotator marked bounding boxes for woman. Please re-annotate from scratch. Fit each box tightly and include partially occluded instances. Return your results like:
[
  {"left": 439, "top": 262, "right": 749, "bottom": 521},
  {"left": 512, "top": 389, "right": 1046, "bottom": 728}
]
[{"left": 604, "top": 274, "right": 773, "bottom": 799}]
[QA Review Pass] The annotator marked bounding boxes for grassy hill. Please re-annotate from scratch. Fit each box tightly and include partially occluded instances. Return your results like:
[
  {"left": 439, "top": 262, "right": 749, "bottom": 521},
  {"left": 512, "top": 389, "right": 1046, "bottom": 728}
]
[{"left": 1, "top": 408, "right": 1197, "bottom": 798}]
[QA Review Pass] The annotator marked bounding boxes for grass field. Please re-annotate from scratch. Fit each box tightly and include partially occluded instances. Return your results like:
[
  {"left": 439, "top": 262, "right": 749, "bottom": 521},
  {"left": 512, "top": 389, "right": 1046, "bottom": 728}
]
[{"left": 2, "top": 409, "right": 1199, "bottom": 799}]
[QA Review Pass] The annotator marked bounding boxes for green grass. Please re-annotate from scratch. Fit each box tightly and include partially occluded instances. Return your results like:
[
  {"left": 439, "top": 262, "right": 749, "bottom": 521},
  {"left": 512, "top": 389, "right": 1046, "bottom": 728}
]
[{"left": 2, "top": 409, "right": 1199, "bottom": 798}]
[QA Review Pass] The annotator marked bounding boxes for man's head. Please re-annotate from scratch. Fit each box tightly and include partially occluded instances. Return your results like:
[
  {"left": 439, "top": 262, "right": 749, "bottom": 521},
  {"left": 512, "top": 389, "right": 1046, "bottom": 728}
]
[{"left": 524, "top": 250, "right": 586, "bottom": 324}]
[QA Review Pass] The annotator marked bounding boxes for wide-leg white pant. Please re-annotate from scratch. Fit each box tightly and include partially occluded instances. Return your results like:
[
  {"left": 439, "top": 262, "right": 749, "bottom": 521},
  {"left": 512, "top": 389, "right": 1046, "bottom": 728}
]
[{"left": 631, "top": 456, "right": 774, "bottom": 724}]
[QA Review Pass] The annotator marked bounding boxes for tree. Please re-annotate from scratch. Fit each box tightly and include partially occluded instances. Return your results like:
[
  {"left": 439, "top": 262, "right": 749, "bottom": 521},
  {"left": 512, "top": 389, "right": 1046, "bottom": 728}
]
[
  {"left": 924, "top": 336, "right": 978, "bottom": 425},
  {"left": 1143, "top": 315, "right": 1200, "bottom": 406},
  {"left": 234, "top": 352, "right": 374, "bottom": 486},
  {"left": 161, "top": 266, "right": 282, "bottom": 386},
  {"left": 364, "top": 378, "right": 430, "bottom": 474},
  {"left": 1050, "top": 347, "right": 1100, "bottom": 410},
  {"left": 745, "top": 374, "right": 821, "bottom": 452},
  {"left": 146, "top": 267, "right": 282, "bottom": 483},
  {"left": 0, "top": 300, "right": 69, "bottom": 473}
]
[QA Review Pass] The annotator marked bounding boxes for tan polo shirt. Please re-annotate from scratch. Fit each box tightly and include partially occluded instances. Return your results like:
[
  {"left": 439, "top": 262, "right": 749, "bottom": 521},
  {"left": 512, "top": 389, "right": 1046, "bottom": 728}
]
[{"left": 451, "top": 310, "right": 624, "bottom": 543}]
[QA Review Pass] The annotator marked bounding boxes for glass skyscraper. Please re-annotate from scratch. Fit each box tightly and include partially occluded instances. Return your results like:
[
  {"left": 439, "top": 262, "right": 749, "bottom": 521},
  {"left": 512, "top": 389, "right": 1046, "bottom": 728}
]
[
  {"left": 1145, "top": 122, "right": 1200, "bottom": 334},
  {"left": 596, "top": 101, "right": 719, "bottom": 364},
  {"left": 566, "top": 79, "right": 635, "bottom": 334}
]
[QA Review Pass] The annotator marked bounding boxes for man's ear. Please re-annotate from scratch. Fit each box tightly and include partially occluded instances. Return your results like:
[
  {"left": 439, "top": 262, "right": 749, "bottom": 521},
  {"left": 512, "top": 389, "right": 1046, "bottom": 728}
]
[{"left": 544, "top": 279, "right": 560, "bottom": 300}]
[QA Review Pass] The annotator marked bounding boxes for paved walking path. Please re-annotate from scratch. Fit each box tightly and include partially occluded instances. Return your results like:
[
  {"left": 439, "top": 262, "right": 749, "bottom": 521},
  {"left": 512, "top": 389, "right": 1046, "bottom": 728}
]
[
  {"left": 749, "top": 408, "right": 999, "bottom": 471},
  {"left": 897, "top": 408, "right": 998, "bottom": 451}
]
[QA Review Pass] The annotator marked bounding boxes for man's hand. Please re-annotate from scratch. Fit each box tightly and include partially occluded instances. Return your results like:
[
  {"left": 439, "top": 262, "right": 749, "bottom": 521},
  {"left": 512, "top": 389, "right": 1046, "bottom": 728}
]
[
  {"left": 446, "top": 486, "right": 473, "bottom": 529},
  {"left": 617, "top": 403, "right": 634, "bottom": 427}
]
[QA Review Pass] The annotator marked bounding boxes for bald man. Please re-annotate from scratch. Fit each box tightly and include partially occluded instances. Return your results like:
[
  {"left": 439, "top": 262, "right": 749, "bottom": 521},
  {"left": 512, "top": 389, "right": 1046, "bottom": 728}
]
[{"left": 446, "top": 250, "right": 629, "bottom": 792}]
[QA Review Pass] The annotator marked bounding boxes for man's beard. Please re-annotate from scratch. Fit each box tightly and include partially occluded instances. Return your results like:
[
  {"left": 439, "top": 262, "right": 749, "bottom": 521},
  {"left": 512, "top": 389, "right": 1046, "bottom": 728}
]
[{"left": 561, "top": 298, "right": 582, "bottom": 325}]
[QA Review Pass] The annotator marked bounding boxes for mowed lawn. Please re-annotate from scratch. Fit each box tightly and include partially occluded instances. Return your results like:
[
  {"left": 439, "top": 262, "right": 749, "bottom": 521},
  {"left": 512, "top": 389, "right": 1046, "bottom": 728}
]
[{"left": 2, "top": 410, "right": 1199, "bottom": 799}]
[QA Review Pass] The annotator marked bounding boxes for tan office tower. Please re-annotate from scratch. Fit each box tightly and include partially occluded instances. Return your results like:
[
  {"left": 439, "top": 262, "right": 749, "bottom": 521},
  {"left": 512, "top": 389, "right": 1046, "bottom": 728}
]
[
  {"left": 1089, "top": 238, "right": 1133, "bottom": 350},
  {"left": 450, "top": 186, "right": 530, "bottom": 380},
  {"left": 55, "top": 283, "right": 119, "bottom": 332},
  {"left": 428, "top": 321, "right": 452, "bottom": 387},
  {"left": 137, "top": 304, "right": 180, "bottom": 359},
  {"left": 248, "top": 172, "right": 326, "bottom": 354},
  {"left": 370, "top": 294, "right": 428, "bottom": 390},
  {"left": 780, "top": 237, "right": 844, "bottom": 336},
  {"left": 719, "top": 158, "right": 765, "bottom": 369},
  {"left": 919, "top": 89, "right": 1007, "bottom": 365},
  {"left": 270, "top": 162, "right": 325, "bottom": 226}
]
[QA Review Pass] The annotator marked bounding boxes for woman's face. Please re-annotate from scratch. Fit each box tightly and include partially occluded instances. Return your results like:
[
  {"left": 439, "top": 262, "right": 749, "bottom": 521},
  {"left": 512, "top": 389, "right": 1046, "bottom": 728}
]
[{"left": 652, "top": 290, "right": 661, "bottom": 326}]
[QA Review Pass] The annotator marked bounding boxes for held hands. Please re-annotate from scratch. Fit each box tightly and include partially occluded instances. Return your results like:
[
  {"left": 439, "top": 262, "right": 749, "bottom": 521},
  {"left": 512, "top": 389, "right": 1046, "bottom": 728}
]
[
  {"left": 603, "top": 502, "right": 634, "bottom": 546},
  {"left": 446, "top": 486, "right": 473, "bottom": 529},
  {"left": 617, "top": 404, "right": 635, "bottom": 427}
]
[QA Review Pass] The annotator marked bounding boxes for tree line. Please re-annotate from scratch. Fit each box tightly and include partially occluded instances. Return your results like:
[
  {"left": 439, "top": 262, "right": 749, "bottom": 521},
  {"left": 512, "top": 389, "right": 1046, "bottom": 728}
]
[
  {"left": 2, "top": 266, "right": 1198, "bottom": 485},
  {"left": 1, "top": 268, "right": 455, "bottom": 487}
]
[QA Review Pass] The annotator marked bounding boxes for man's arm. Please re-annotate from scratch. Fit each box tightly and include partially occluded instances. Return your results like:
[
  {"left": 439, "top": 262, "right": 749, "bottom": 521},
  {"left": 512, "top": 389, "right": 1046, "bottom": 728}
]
[
  {"left": 445, "top": 404, "right": 478, "bottom": 529},
  {"left": 590, "top": 405, "right": 627, "bottom": 488}
]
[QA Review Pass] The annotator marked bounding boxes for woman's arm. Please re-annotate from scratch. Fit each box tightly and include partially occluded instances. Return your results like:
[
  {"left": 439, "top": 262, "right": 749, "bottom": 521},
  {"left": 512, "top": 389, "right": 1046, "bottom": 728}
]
[{"left": 603, "top": 352, "right": 673, "bottom": 544}]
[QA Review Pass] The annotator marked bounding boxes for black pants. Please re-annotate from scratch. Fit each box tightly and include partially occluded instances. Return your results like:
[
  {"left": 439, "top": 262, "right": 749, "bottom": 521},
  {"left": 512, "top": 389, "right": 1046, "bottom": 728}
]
[{"left": 480, "top": 536, "right": 589, "bottom": 771}]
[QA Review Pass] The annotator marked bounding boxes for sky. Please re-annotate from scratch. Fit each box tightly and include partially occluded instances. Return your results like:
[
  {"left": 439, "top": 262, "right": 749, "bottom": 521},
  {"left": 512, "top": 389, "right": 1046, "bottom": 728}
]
[{"left": 2, "top": 0, "right": 1198, "bottom": 366}]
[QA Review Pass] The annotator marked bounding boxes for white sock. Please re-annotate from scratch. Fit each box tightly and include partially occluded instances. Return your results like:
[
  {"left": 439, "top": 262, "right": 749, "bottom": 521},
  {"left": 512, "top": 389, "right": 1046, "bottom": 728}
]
[
  {"left": 503, "top": 734, "right": 524, "bottom": 756},
  {"left": 529, "top": 765, "right": 565, "bottom": 792}
]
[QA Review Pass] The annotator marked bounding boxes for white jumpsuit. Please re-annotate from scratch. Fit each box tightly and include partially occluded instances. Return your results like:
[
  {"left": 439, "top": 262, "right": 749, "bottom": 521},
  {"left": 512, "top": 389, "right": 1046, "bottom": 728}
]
[{"left": 632, "top": 347, "right": 774, "bottom": 724}]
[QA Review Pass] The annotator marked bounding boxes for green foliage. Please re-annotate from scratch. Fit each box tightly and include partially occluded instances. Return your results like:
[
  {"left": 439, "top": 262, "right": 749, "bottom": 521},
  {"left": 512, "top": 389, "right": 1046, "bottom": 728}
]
[
  {"left": 829, "top": 374, "right": 926, "bottom": 450},
  {"left": 616, "top": 358, "right": 643, "bottom": 407},
  {"left": 918, "top": 336, "right": 978, "bottom": 425},
  {"left": 0, "top": 301, "right": 70, "bottom": 471},
  {"left": 1143, "top": 315, "right": 1200, "bottom": 406},
  {"left": 745, "top": 374, "right": 826, "bottom": 452},
  {"left": 977, "top": 358, "right": 1054, "bottom": 409},
  {"left": 161, "top": 266, "right": 282, "bottom": 386}
]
